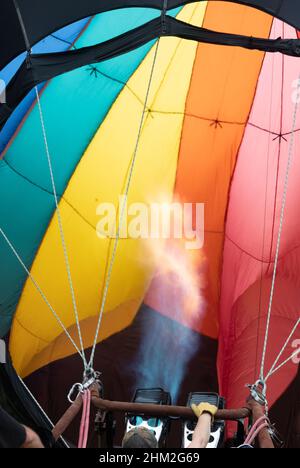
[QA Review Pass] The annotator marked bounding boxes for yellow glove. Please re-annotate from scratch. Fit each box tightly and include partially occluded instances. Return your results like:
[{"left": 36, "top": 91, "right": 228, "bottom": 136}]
[{"left": 191, "top": 402, "right": 218, "bottom": 421}]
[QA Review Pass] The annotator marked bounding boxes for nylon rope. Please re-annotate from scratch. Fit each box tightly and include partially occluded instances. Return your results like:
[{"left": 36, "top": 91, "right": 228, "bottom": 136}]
[
  {"left": 259, "top": 71, "right": 300, "bottom": 381},
  {"left": 0, "top": 226, "right": 83, "bottom": 359},
  {"left": 88, "top": 39, "right": 161, "bottom": 368},
  {"left": 244, "top": 415, "right": 270, "bottom": 446},
  {"left": 34, "top": 86, "right": 88, "bottom": 370}
]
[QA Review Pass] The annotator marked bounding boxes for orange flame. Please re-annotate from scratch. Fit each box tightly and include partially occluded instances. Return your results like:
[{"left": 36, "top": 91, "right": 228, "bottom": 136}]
[{"left": 145, "top": 237, "right": 206, "bottom": 329}]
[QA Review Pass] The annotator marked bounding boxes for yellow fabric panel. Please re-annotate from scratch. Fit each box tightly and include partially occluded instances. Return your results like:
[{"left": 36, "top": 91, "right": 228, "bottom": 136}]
[
  {"left": 10, "top": 3, "right": 207, "bottom": 376},
  {"left": 21, "top": 299, "right": 141, "bottom": 378}
]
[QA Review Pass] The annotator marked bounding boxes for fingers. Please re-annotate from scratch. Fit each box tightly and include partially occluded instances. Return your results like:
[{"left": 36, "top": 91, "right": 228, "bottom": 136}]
[{"left": 191, "top": 402, "right": 218, "bottom": 419}]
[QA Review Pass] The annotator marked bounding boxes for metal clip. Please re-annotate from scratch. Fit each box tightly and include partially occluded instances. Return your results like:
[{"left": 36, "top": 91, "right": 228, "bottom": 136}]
[
  {"left": 247, "top": 379, "right": 267, "bottom": 407},
  {"left": 0, "top": 339, "right": 6, "bottom": 364},
  {"left": 68, "top": 370, "right": 102, "bottom": 403},
  {"left": 67, "top": 383, "right": 84, "bottom": 404},
  {"left": 83, "top": 376, "right": 96, "bottom": 390},
  {"left": 83, "top": 369, "right": 102, "bottom": 387}
]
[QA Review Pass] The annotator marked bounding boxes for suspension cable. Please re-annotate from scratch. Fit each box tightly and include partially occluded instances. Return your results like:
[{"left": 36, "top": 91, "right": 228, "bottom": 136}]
[
  {"left": 255, "top": 38, "right": 276, "bottom": 379},
  {"left": 265, "top": 318, "right": 300, "bottom": 381},
  {"left": 11, "top": 0, "right": 87, "bottom": 375},
  {"left": 0, "top": 226, "right": 84, "bottom": 359},
  {"left": 34, "top": 86, "right": 88, "bottom": 370},
  {"left": 266, "top": 341, "right": 300, "bottom": 381},
  {"left": 88, "top": 39, "right": 161, "bottom": 368},
  {"left": 259, "top": 73, "right": 300, "bottom": 381}
]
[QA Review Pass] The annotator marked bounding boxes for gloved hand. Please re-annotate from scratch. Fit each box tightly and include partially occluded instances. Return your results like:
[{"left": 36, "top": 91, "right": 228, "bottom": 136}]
[
  {"left": 191, "top": 402, "right": 218, "bottom": 421},
  {"left": 188, "top": 404, "right": 218, "bottom": 449}
]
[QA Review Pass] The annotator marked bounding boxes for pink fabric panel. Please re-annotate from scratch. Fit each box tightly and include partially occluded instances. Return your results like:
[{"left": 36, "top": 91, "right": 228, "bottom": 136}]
[
  {"left": 225, "top": 277, "right": 300, "bottom": 437},
  {"left": 219, "top": 20, "right": 300, "bottom": 403},
  {"left": 226, "top": 278, "right": 300, "bottom": 410}
]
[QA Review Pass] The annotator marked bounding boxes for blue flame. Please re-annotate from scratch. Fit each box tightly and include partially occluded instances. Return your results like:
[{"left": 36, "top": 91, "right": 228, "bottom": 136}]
[{"left": 135, "top": 307, "right": 199, "bottom": 403}]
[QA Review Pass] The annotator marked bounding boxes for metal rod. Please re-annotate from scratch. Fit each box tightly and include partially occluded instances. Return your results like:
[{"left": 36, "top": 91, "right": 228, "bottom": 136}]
[
  {"left": 52, "top": 396, "right": 83, "bottom": 441},
  {"left": 92, "top": 396, "right": 251, "bottom": 421}
]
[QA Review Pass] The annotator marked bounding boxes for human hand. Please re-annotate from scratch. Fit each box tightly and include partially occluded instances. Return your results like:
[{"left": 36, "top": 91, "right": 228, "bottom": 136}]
[{"left": 191, "top": 402, "right": 218, "bottom": 420}]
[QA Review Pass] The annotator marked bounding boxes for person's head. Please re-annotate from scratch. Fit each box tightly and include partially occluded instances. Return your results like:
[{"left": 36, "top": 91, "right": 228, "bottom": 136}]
[{"left": 122, "top": 427, "right": 158, "bottom": 449}]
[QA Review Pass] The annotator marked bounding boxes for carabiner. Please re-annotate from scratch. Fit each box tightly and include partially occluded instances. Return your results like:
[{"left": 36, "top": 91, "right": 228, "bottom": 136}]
[
  {"left": 67, "top": 382, "right": 84, "bottom": 404},
  {"left": 247, "top": 379, "right": 267, "bottom": 406}
]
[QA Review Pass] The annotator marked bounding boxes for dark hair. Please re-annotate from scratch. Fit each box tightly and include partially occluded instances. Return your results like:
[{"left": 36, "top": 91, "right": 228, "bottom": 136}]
[{"left": 122, "top": 427, "right": 158, "bottom": 449}]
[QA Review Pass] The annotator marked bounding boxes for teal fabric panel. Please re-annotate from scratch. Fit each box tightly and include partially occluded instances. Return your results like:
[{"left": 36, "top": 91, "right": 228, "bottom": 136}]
[{"left": 0, "top": 7, "right": 173, "bottom": 336}]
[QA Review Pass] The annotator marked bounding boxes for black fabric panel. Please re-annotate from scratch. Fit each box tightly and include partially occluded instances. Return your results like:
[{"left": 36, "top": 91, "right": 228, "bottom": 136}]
[
  {"left": 25, "top": 305, "right": 218, "bottom": 448},
  {"left": 269, "top": 365, "right": 300, "bottom": 448},
  {"left": 0, "top": 407, "right": 26, "bottom": 448},
  {"left": 1, "top": 14, "right": 300, "bottom": 134},
  {"left": 0, "top": 339, "right": 66, "bottom": 447},
  {"left": 0, "top": 0, "right": 26, "bottom": 72},
  {"left": 169, "top": 15, "right": 300, "bottom": 54},
  {"left": 0, "top": 16, "right": 161, "bottom": 132},
  {"left": 1, "top": 1, "right": 300, "bottom": 72}
]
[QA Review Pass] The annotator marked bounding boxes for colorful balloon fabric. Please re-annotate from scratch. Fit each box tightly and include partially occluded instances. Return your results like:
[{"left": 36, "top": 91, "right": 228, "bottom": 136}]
[{"left": 1, "top": 0, "right": 300, "bottom": 446}]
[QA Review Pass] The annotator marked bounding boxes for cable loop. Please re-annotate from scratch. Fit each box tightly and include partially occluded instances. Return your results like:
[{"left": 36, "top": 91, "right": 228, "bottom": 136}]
[{"left": 247, "top": 380, "right": 268, "bottom": 408}]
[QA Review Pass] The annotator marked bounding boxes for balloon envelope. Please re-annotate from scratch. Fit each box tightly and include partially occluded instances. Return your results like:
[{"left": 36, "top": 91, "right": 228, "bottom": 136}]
[{"left": 0, "top": 0, "right": 299, "bottom": 447}]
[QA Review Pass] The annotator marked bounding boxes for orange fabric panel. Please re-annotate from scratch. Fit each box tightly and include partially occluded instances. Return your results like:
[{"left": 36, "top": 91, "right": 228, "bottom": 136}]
[{"left": 146, "top": 2, "right": 273, "bottom": 339}]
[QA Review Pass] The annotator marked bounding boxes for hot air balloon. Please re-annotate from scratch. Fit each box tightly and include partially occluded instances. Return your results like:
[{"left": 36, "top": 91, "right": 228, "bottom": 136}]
[{"left": 0, "top": 0, "right": 300, "bottom": 448}]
